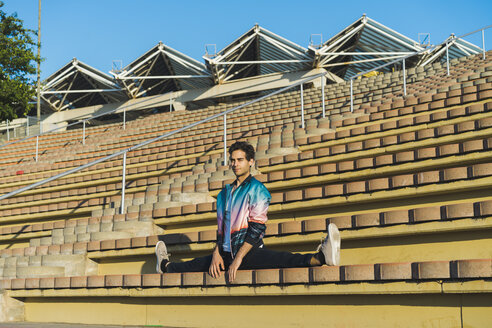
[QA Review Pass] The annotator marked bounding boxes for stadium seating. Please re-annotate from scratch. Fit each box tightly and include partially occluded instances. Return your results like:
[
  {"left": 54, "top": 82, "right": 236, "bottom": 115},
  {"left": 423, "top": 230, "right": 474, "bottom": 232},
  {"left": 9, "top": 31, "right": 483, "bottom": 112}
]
[{"left": 0, "top": 52, "right": 490, "bottom": 326}]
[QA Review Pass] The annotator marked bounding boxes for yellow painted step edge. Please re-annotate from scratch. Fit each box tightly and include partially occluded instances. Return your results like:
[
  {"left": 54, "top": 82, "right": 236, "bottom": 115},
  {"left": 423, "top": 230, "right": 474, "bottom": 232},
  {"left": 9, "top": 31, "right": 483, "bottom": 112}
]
[{"left": 8, "top": 280, "right": 491, "bottom": 298}]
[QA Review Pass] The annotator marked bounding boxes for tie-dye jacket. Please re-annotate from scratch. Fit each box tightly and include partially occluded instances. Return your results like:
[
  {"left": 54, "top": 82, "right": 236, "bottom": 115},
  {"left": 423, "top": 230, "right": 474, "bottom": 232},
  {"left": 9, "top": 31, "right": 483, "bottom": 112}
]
[{"left": 216, "top": 174, "right": 271, "bottom": 257}]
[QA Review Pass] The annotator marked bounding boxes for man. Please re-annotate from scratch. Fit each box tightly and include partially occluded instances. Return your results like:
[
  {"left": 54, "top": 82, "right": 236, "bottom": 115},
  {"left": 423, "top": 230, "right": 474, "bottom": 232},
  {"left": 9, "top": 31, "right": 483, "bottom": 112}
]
[{"left": 155, "top": 141, "right": 341, "bottom": 282}]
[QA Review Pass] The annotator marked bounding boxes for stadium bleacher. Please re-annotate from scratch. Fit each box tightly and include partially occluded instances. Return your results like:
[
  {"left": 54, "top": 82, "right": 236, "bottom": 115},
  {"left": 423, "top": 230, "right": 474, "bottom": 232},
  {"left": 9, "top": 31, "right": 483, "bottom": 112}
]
[{"left": 0, "top": 43, "right": 490, "bottom": 326}]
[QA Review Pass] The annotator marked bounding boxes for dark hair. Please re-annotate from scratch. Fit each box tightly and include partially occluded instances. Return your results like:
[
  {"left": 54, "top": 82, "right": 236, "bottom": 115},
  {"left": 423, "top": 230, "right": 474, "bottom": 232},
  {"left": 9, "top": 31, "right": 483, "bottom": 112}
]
[{"left": 228, "top": 141, "right": 255, "bottom": 161}]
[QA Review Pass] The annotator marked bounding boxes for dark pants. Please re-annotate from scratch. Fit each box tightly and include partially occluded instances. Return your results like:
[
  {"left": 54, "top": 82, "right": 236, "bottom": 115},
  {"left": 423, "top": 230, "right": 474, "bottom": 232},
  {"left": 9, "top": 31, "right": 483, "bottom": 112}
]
[{"left": 166, "top": 246, "right": 314, "bottom": 273}]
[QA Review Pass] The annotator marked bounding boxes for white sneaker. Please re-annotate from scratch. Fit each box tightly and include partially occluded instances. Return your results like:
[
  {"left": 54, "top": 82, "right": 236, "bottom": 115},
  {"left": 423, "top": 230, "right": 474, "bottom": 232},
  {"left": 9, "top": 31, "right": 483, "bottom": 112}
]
[
  {"left": 155, "top": 241, "right": 169, "bottom": 273},
  {"left": 318, "top": 223, "right": 341, "bottom": 266}
]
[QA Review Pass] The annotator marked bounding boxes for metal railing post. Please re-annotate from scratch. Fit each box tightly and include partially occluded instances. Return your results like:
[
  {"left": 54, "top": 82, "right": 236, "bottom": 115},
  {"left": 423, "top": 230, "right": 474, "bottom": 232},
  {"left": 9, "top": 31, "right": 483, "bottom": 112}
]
[
  {"left": 321, "top": 76, "right": 326, "bottom": 118},
  {"left": 6, "top": 119, "right": 9, "bottom": 141},
  {"left": 483, "top": 29, "right": 486, "bottom": 60},
  {"left": 35, "top": 135, "right": 39, "bottom": 162},
  {"left": 300, "top": 84, "right": 305, "bottom": 129},
  {"left": 170, "top": 94, "right": 173, "bottom": 112},
  {"left": 446, "top": 41, "right": 450, "bottom": 76},
  {"left": 82, "top": 120, "right": 86, "bottom": 145},
  {"left": 402, "top": 58, "right": 407, "bottom": 96},
  {"left": 120, "top": 151, "right": 127, "bottom": 214},
  {"left": 26, "top": 116, "right": 29, "bottom": 136},
  {"left": 123, "top": 108, "right": 126, "bottom": 130},
  {"left": 223, "top": 114, "right": 227, "bottom": 166},
  {"left": 350, "top": 79, "right": 354, "bottom": 112}
]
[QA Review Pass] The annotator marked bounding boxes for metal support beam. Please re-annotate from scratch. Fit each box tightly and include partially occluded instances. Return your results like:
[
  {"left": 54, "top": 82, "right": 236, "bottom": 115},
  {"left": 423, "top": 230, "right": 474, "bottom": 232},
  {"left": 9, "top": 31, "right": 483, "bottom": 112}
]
[
  {"left": 217, "top": 60, "right": 311, "bottom": 65},
  {"left": 42, "top": 89, "right": 125, "bottom": 94},
  {"left": 116, "top": 75, "right": 211, "bottom": 80},
  {"left": 320, "top": 51, "right": 413, "bottom": 56},
  {"left": 6, "top": 119, "right": 9, "bottom": 141},
  {"left": 120, "top": 152, "right": 127, "bottom": 215},
  {"left": 402, "top": 58, "right": 407, "bottom": 96},
  {"left": 321, "top": 76, "right": 326, "bottom": 118},
  {"left": 82, "top": 120, "right": 86, "bottom": 144},
  {"left": 446, "top": 41, "right": 450, "bottom": 76},
  {"left": 300, "top": 84, "right": 305, "bottom": 129},
  {"left": 483, "top": 29, "right": 486, "bottom": 60},
  {"left": 322, "top": 55, "right": 405, "bottom": 68},
  {"left": 123, "top": 108, "right": 126, "bottom": 130},
  {"left": 223, "top": 114, "right": 227, "bottom": 166},
  {"left": 350, "top": 79, "right": 354, "bottom": 112},
  {"left": 36, "top": 0, "right": 41, "bottom": 121}
]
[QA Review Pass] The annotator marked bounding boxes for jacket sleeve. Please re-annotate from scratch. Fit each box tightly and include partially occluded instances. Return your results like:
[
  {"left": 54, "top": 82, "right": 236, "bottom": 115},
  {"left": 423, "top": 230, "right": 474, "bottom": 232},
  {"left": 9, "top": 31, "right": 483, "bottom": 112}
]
[
  {"left": 216, "top": 189, "right": 225, "bottom": 246},
  {"left": 216, "top": 230, "right": 222, "bottom": 247},
  {"left": 244, "top": 184, "right": 271, "bottom": 246}
]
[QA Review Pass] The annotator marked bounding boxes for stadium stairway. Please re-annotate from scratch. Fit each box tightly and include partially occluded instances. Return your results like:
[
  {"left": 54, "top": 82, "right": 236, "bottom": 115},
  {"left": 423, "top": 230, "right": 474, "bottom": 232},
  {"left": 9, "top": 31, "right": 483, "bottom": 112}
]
[{"left": 0, "top": 52, "right": 491, "bottom": 326}]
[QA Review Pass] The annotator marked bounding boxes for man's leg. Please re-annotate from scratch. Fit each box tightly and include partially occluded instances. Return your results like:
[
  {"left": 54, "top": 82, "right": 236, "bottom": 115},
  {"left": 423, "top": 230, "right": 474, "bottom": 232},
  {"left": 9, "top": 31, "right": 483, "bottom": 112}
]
[
  {"left": 240, "top": 223, "right": 341, "bottom": 270},
  {"left": 156, "top": 240, "right": 214, "bottom": 273},
  {"left": 156, "top": 241, "right": 235, "bottom": 273},
  {"left": 240, "top": 247, "right": 314, "bottom": 269},
  {"left": 165, "top": 254, "right": 213, "bottom": 273}
]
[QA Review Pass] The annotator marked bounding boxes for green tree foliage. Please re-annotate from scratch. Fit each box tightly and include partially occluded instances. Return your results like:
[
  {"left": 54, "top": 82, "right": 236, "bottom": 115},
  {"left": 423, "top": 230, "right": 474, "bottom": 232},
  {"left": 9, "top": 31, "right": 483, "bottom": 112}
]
[{"left": 0, "top": 1, "right": 38, "bottom": 122}]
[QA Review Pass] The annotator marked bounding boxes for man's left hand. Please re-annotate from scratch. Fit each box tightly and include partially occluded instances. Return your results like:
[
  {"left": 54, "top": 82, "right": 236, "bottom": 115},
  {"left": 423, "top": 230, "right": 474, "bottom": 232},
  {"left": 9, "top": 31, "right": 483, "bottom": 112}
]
[{"left": 228, "top": 257, "right": 242, "bottom": 282}]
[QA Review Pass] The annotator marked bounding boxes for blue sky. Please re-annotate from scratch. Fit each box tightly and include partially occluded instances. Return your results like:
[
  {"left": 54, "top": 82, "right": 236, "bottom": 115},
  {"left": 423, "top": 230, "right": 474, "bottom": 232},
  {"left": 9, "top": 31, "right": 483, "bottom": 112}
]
[{"left": 3, "top": 0, "right": 491, "bottom": 80}]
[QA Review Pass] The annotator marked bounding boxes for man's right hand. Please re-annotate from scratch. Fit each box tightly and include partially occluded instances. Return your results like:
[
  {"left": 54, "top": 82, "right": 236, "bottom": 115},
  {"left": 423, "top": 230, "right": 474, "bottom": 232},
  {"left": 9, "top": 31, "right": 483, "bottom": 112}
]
[{"left": 209, "top": 247, "right": 225, "bottom": 278}]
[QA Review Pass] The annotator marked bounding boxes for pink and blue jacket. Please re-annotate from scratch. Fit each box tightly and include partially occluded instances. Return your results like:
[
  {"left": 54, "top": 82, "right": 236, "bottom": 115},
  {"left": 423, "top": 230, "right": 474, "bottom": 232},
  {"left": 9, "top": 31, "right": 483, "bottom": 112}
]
[{"left": 216, "top": 175, "right": 271, "bottom": 256}]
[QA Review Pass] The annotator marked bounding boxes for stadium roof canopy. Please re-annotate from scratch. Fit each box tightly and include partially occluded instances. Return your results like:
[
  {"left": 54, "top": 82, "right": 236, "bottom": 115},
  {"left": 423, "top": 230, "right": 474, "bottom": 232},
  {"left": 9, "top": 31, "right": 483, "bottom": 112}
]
[
  {"left": 111, "top": 42, "right": 213, "bottom": 98},
  {"left": 204, "top": 25, "right": 312, "bottom": 83},
  {"left": 38, "top": 15, "right": 484, "bottom": 113},
  {"left": 41, "top": 59, "right": 128, "bottom": 112},
  {"left": 311, "top": 15, "right": 424, "bottom": 79}
]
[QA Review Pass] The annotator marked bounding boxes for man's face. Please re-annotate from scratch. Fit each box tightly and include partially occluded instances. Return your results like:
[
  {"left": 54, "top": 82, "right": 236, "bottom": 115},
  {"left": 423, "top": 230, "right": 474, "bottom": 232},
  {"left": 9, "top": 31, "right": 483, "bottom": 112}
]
[{"left": 230, "top": 149, "right": 254, "bottom": 179}]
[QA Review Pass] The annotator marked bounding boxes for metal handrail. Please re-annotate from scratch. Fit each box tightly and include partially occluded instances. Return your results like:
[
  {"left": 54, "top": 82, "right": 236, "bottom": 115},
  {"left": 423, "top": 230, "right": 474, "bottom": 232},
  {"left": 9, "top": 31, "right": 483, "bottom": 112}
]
[
  {"left": 348, "top": 24, "right": 491, "bottom": 111},
  {"left": 0, "top": 72, "right": 327, "bottom": 211}
]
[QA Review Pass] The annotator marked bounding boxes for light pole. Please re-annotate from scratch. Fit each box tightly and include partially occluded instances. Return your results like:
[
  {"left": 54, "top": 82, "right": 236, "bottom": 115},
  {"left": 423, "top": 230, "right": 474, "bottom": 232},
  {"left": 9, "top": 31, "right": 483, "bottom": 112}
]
[{"left": 36, "top": 0, "right": 41, "bottom": 121}]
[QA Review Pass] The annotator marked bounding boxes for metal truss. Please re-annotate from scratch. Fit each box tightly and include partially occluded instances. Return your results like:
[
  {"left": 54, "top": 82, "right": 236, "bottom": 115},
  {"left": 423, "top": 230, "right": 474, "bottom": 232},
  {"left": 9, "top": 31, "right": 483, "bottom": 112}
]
[
  {"left": 311, "top": 15, "right": 424, "bottom": 79},
  {"left": 112, "top": 42, "right": 213, "bottom": 99},
  {"left": 418, "top": 35, "right": 482, "bottom": 66},
  {"left": 41, "top": 59, "right": 127, "bottom": 112},
  {"left": 204, "top": 25, "right": 313, "bottom": 83},
  {"left": 37, "top": 17, "right": 485, "bottom": 114}
]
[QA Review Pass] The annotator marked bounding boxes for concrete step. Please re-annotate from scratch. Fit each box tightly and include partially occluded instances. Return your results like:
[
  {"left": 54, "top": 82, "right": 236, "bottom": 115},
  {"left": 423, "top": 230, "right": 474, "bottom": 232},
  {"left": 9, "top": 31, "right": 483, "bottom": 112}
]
[
  {"left": 112, "top": 221, "right": 164, "bottom": 238},
  {"left": 2, "top": 266, "right": 16, "bottom": 278},
  {"left": 40, "top": 254, "right": 94, "bottom": 276},
  {"left": 15, "top": 266, "right": 65, "bottom": 278},
  {"left": 264, "top": 147, "right": 299, "bottom": 157},
  {"left": 90, "top": 231, "right": 133, "bottom": 242}
]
